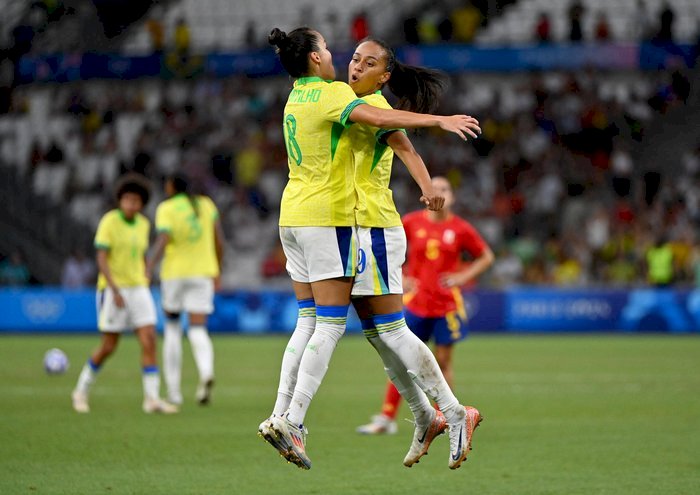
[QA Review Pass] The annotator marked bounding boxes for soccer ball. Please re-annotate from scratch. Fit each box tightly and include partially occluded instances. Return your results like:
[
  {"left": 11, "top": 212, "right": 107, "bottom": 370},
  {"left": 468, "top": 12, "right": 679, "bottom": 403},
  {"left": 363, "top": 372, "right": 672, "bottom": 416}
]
[{"left": 44, "top": 348, "right": 69, "bottom": 375}]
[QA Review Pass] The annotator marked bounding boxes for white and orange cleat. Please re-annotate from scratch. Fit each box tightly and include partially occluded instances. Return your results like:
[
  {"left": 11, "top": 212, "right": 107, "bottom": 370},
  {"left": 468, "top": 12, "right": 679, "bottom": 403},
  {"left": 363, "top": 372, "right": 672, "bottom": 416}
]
[
  {"left": 447, "top": 406, "right": 482, "bottom": 470},
  {"left": 403, "top": 409, "right": 447, "bottom": 467}
]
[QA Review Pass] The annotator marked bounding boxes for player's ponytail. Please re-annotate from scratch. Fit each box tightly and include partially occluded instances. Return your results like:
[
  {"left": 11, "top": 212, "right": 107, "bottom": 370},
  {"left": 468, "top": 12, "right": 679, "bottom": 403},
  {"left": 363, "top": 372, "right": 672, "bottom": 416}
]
[
  {"left": 268, "top": 27, "right": 320, "bottom": 78},
  {"left": 363, "top": 37, "right": 447, "bottom": 114},
  {"left": 169, "top": 173, "right": 199, "bottom": 217}
]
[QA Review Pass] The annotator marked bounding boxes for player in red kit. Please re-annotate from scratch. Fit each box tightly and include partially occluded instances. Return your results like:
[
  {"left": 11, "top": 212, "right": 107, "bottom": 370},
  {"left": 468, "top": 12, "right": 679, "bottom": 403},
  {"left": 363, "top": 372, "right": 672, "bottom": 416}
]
[{"left": 357, "top": 176, "right": 494, "bottom": 434}]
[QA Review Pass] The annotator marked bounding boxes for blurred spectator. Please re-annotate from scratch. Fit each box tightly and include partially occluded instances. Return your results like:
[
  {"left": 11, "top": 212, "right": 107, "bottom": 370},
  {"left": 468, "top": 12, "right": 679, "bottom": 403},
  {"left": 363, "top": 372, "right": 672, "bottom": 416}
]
[
  {"left": 451, "top": 0, "right": 482, "bottom": 43},
  {"left": 534, "top": 13, "right": 551, "bottom": 43},
  {"left": 146, "top": 14, "right": 165, "bottom": 54},
  {"left": 631, "top": 0, "right": 654, "bottom": 41},
  {"left": 350, "top": 10, "right": 369, "bottom": 43},
  {"left": 261, "top": 242, "right": 287, "bottom": 279},
  {"left": 610, "top": 141, "right": 634, "bottom": 198},
  {"left": 0, "top": 251, "right": 31, "bottom": 286},
  {"left": 594, "top": 12, "right": 611, "bottom": 41},
  {"left": 645, "top": 236, "right": 674, "bottom": 286},
  {"left": 568, "top": 1, "right": 585, "bottom": 42},
  {"left": 235, "top": 136, "right": 269, "bottom": 217},
  {"left": 605, "top": 251, "right": 638, "bottom": 286},
  {"left": 490, "top": 246, "right": 524, "bottom": 286},
  {"left": 417, "top": 4, "right": 442, "bottom": 43},
  {"left": 437, "top": 11, "right": 453, "bottom": 42},
  {"left": 655, "top": 2, "right": 675, "bottom": 43},
  {"left": 173, "top": 18, "right": 191, "bottom": 57},
  {"left": 244, "top": 20, "right": 257, "bottom": 48},
  {"left": 403, "top": 14, "right": 420, "bottom": 44},
  {"left": 61, "top": 249, "right": 95, "bottom": 288}
]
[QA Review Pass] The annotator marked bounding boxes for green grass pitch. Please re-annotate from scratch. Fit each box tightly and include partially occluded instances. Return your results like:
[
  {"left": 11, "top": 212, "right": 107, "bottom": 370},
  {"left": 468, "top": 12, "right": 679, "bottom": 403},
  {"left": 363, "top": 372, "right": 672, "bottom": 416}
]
[{"left": 1, "top": 334, "right": 699, "bottom": 494}]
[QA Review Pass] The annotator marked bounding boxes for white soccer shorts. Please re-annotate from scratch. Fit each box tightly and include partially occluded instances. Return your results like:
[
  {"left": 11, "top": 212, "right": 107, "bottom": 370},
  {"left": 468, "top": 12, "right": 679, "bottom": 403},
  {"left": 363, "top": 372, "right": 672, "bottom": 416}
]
[
  {"left": 352, "top": 226, "right": 406, "bottom": 296},
  {"left": 161, "top": 277, "right": 215, "bottom": 315},
  {"left": 279, "top": 226, "right": 357, "bottom": 283},
  {"left": 97, "top": 286, "right": 157, "bottom": 332}
]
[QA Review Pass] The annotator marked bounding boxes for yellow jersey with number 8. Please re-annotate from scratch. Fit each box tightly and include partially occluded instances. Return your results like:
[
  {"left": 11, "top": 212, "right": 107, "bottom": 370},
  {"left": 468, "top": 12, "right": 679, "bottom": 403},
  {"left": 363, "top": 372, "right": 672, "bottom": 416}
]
[{"left": 279, "top": 77, "right": 365, "bottom": 227}]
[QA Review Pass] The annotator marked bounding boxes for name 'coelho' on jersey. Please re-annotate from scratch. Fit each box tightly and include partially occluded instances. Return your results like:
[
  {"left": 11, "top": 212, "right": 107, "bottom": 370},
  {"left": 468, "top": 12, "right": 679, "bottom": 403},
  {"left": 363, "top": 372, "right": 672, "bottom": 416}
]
[{"left": 289, "top": 87, "right": 322, "bottom": 103}]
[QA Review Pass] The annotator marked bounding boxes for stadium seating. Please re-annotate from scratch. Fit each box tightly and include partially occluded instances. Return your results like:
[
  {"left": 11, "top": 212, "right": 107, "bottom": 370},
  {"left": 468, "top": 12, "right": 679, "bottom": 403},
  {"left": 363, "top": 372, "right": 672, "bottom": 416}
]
[{"left": 476, "top": 0, "right": 699, "bottom": 44}]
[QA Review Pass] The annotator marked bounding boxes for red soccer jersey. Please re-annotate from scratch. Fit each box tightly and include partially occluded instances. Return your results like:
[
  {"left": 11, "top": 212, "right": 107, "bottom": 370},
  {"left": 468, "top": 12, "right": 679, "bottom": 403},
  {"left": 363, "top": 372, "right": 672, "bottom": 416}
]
[{"left": 402, "top": 210, "right": 488, "bottom": 318}]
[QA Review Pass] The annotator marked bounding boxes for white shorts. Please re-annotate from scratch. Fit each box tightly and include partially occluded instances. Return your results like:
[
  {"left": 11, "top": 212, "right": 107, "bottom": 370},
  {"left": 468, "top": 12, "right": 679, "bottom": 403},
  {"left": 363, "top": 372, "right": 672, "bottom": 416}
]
[
  {"left": 97, "top": 286, "right": 157, "bottom": 332},
  {"left": 280, "top": 226, "right": 357, "bottom": 283},
  {"left": 161, "top": 277, "right": 215, "bottom": 315},
  {"left": 352, "top": 226, "right": 406, "bottom": 296}
]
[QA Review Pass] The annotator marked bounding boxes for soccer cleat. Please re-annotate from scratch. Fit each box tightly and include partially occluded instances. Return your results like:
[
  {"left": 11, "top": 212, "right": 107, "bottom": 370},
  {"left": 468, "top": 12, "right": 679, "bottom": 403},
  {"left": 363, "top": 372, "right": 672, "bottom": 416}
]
[
  {"left": 270, "top": 414, "right": 312, "bottom": 470},
  {"left": 447, "top": 406, "right": 482, "bottom": 470},
  {"left": 195, "top": 378, "right": 214, "bottom": 405},
  {"left": 71, "top": 390, "right": 90, "bottom": 413},
  {"left": 403, "top": 409, "right": 447, "bottom": 467},
  {"left": 258, "top": 416, "right": 288, "bottom": 456},
  {"left": 142, "top": 398, "right": 180, "bottom": 414},
  {"left": 356, "top": 414, "right": 398, "bottom": 435}
]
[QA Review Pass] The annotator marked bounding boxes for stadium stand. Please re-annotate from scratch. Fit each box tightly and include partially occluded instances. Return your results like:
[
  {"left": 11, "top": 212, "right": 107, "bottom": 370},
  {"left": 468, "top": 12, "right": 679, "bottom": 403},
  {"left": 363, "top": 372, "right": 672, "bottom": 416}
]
[{"left": 1, "top": 1, "right": 698, "bottom": 287}]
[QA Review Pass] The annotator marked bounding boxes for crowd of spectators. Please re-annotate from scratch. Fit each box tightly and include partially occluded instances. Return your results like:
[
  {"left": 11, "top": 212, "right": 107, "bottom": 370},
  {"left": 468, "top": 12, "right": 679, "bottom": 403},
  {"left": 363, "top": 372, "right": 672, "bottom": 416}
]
[{"left": 2, "top": 58, "right": 697, "bottom": 288}]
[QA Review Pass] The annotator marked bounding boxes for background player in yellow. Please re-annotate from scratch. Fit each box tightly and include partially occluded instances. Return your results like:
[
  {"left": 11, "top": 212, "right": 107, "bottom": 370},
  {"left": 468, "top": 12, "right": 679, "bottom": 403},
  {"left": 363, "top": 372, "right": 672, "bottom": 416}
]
[
  {"left": 347, "top": 38, "right": 482, "bottom": 469},
  {"left": 259, "top": 26, "right": 482, "bottom": 470},
  {"left": 147, "top": 173, "right": 225, "bottom": 407},
  {"left": 71, "top": 173, "right": 177, "bottom": 415}
]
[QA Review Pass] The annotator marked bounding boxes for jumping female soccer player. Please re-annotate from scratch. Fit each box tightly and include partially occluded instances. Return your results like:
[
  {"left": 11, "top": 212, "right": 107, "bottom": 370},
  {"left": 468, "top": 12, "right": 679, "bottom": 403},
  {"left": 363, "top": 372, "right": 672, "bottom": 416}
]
[
  {"left": 71, "top": 173, "right": 177, "bottom": 415},
  {"left": 357, "top": 175, "right": 493, "bottom": 449},
  {"left": 347, "top": 39, "right": 487, "bottom": 469},
  {"left": 258, "top": 27, "right": 481, "bottom": 470}
]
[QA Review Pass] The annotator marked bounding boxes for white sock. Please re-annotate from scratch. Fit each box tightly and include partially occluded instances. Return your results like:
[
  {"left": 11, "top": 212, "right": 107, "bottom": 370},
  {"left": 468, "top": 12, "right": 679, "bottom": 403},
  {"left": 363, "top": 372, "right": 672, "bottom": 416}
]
[
  {"left": 142, "top": 366, "right": 160, "bottom": 400},
  {"left": 362, "top": 319, "right": 433, "bottom": 424},
  {"left": 273, "top": 299, "right": 316, "bottom": 416},
  {"left": 375, "top": 312, "right": 462, "bottom": 422},
  {"left": 163, "top": 319, "right": 182, "bottom": 402},
  {"left": 286, "top": 305, "right": 347, "bottom": 426},
  {"left": 74, "top": 359, "right": 100, "bottom": 395},
  {"left": 188, "top": 325, "right": 214, "bottom": 383}
]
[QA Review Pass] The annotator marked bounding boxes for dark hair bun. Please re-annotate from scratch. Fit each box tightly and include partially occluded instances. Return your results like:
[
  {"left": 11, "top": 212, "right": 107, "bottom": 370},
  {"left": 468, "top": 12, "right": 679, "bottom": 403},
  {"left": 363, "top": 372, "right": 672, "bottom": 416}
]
[{"left": 268, "top": 28, "right": 288, "bottom": 48}]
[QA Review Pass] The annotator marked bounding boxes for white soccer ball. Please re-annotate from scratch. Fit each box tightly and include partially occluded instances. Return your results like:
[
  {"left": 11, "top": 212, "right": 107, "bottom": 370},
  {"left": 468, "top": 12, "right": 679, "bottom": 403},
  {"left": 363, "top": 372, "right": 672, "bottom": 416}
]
[{"left": 44, "top": 348, "right": 69, "bottom": 375}]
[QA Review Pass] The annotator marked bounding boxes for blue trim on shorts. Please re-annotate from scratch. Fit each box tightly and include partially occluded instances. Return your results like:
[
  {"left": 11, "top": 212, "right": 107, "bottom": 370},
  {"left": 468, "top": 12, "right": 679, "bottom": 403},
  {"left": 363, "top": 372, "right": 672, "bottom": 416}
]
[
  {"left": 370, "top": 228, "right": 390, "bottom": 292},
  {"left": 404, "top": 307, "right": 468, "bottom": 345},
  {"left": 335, "top": 227, "right": 353, "bottom": 277}
]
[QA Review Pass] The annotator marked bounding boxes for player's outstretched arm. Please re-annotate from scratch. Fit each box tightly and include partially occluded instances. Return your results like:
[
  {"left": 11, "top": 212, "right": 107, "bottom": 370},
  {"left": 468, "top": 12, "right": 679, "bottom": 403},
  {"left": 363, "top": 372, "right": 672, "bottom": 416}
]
[
  {"left": 349, "top": 104, "right": 481, "bottom": 141},
  {"left": 387, "top": 131, "right": 444, "bottom": 211}
]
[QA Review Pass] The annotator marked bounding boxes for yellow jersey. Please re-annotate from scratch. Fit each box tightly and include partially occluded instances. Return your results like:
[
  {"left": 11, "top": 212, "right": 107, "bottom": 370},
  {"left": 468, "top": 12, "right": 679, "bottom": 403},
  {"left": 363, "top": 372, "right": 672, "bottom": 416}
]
[
  {"left": 279, "top": 77, "right": 366, "bottom": 227},
  {"left": 349, "top": 92, "right": 404, "bottom": 228},
  {"left": 94, "top": 209, "right": 150, "bottom": 290},
  {"left": 155, "top": 193, "right": 220, "bottom": 280}
]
